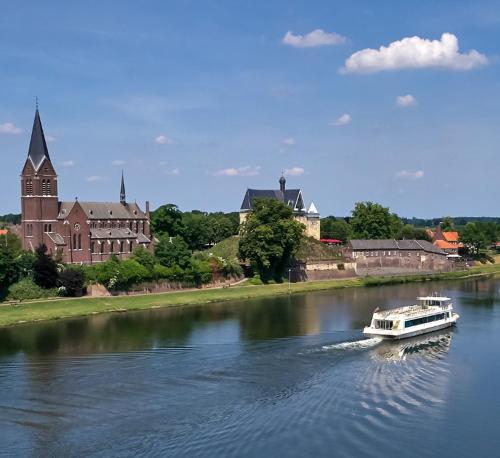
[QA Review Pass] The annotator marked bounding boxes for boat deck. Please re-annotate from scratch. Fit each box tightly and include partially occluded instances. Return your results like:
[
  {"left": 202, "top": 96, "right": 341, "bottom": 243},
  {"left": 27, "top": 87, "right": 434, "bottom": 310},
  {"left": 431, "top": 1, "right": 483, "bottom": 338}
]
[{"left": 375, "top": 304, "right": 451, "bottom": 320}]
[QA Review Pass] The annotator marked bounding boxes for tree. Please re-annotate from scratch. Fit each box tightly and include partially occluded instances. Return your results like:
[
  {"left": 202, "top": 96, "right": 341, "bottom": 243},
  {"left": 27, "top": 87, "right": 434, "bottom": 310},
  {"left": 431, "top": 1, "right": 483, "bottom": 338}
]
[
  {"left": 0, "top": 245, "right": 19, "bottom": 297},
  {"left": 58, "top": 266, "right": 85, "bottom": 297},
  {"left": 441, "top": 216, "right": 455, "bottom": 232},
  {"left": 33, "top": 244, "right": 58, "bottom": 288},
  {"left": 151, "top": 204, "right": 185, "bottom": 236},
  {"left": 130, "top": 246, "right": 156, "bottom": 271},
  {"left": 238, "top": 198, "right": 304, "bottom": 282},
  {"left": 350, "top": 202, "right": 402, "bottom": 239},
  {"left": 182, "top": 212, "right": 213, "bottom": 250},
  {"left": 461, "top": 223, "right": 488, "bottom": 255},
  {"left": 397, "top": 224, "right": 431, "bottom": 241},
  {"left": 320, "top": 217, "right": 352, "bottom": 241},
  {"left": 155, "top": 235, "right": 192, "bottom": 268}
]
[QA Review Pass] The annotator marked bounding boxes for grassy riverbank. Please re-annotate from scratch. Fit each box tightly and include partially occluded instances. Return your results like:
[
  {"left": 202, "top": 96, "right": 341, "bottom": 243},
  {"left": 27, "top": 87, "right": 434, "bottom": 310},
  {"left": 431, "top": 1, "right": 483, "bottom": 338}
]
[{"left": 1, "top": 263, "right": 500, "bottom": 327}]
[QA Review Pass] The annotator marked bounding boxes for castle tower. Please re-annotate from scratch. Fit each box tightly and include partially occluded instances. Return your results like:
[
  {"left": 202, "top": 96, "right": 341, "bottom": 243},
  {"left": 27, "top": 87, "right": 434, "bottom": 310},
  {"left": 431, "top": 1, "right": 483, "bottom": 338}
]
[{"left": 20, "top": 109, "right": 59, "bottom": 251}]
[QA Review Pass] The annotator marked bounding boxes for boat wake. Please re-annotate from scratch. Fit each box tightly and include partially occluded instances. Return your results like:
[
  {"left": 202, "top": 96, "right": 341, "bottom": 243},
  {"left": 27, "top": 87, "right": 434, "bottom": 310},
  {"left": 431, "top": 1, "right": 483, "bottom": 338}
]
[{"left": 322, "top": 337, "right": 383, "bottom": 351}]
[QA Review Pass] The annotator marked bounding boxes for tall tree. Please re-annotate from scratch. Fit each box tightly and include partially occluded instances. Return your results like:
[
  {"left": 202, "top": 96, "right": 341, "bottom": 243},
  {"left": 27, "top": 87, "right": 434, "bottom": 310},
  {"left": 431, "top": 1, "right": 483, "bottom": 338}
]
[
  {"left": 440, "top": 216, "right": 455, "bottom": 232},
  {"left": 238, "top": 198, "right": 304, "bottom": 282},
  {"left": 151, "top": 204, "right": 185, "bottom": 236},
  {"left": 155, "top": 235, "right": 192, "bottom": 269},
  {"left": 350, "top": 202, "right": 402, "bottom": 239},
  {"left": 33, "top": 244, "right": 58, "bottom": 288},
  {"left": 320, "top": 218, "right": 352, "bottom": 241}
]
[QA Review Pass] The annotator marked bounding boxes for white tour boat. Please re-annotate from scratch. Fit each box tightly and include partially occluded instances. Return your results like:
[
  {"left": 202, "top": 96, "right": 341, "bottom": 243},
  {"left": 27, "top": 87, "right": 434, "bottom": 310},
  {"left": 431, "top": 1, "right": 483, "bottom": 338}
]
[{"left": 363, "top": 295, "right": 459, "bottom": 339}]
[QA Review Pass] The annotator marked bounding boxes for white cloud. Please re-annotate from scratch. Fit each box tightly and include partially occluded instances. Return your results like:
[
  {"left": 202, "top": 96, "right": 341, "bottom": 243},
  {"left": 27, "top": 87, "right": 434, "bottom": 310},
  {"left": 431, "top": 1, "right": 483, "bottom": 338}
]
[
  {"left": 213, "top": 166, "right": 261, "bottom": 177},
  {"left": 0, "top": 122, "right": 22, "bottom": 134},
  {"left": 112, "top": 160, "right": 125, "bottom": 166},
  {"left": 396, "top": 94, "right": 417, "bottom": 107},
  {"left": 284, "top": 167, "right": 305, "bottom": 176},
  {"left": 62, "top": 160, "right": 75, "bottom": 167},
  {"left": 46, "top": 135, "right": 56, "bottom": 143},
  {"left": 333, "top": 114, "right": 352, "bottom": 126},
  {"left": 166, "top": 168, "right": 180, "bottom": 176},
  {"left": 282, "top": 29, "right": 346, "bottom": 48},
  {"left": 342, "top": 33, "right": 488, "bottom": 74},
  {"left": 86, "top": 175, "right": 108, "bottom": 182},
  {"left": 282, "top": 137, "right": 296, "bottom": 146},
  {"left": 396, "top": 170, "right": 425, "bottom": 180},
  {"left": 155, "top": 135, "right": 175, "bottom": 145}
]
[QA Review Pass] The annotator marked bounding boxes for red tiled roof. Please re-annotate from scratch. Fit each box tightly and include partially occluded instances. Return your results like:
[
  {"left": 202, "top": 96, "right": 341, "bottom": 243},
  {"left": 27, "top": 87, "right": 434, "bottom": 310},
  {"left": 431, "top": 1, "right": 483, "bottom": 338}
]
[
  {"left": 320, "top": 238, "right": 342, "bottom": 244},
  {"left": 434, "top": 240, "right": 462, "bottom": 249},
  {"left": 443, "top": 231, "right": 460, "bottom": 242}
]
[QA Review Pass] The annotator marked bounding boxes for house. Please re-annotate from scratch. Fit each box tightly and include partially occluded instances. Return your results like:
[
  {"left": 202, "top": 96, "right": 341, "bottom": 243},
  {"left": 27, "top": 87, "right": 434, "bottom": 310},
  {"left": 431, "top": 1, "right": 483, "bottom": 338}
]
[
  {"left": 427, "top": 225, "right": 464, "bottom": 255},
  {"left": 20, "top": 108, "right": 153, "bottom": 263},
  {"left": 346, "top": 239, "right": 450, "bottom": 273},
  {"left": 239, "top": 175, "right": 320, "bottom": 239}
]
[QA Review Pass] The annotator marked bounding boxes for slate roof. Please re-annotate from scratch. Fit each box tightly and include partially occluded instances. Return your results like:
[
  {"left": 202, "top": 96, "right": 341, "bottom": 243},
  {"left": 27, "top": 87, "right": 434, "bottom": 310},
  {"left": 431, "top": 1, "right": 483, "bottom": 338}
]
[
  {"left": 240, "top": 189, "right": 303, "bottom": 211},
  {"left": 349, "top": 239, "right": 445, "bottom": 255},
  {"left": 27, "top": 110, "right": 51, "bottom": 171},
  {"left": 46, "top": 232, "right": 66, "bottom": 245},
  {"left": 90, "top": 228, "right": 138, "bottom": 239},
  {"left": 58, "top": 201, "right": 147, "bottom": 220}
]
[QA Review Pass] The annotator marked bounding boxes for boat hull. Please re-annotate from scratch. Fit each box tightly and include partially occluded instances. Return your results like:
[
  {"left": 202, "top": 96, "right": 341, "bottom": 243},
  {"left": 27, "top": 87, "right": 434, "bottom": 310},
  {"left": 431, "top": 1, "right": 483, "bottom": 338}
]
[{"left": 363, "top": 318, "right": 458, "bottom": 340}]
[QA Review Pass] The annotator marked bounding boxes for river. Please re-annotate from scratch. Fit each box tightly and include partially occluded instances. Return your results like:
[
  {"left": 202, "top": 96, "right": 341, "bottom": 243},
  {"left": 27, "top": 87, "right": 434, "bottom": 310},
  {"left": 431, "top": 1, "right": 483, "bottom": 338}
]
[{"left": 1, "top": 278, "right": 500, "bottom": 457}]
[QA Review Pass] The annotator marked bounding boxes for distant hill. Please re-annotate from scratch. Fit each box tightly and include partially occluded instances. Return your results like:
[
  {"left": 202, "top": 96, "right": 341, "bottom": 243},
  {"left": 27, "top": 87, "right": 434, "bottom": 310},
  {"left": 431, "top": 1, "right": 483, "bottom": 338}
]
[
  {"left": 322, "top": 216, "right": 500, "bottom": 228},
  {"left": 0, "top": 213, "right": 21, "bottom": 225}
]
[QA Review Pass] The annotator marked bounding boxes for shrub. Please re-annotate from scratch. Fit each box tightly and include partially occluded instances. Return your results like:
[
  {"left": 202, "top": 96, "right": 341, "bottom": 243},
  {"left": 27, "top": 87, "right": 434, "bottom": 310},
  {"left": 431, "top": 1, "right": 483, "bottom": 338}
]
[
  {"left": 190, "top": 259, "right": 213, "bottom": 286},
  {"left": 248, "top": 275, "right": 263, "bottom": 285},
  {"left": 337, "top": 263, "right": 345, "bottom": 270},
  {"left": 58, "top": 267, "right": 86, "bottom": 297},
  {"left": 7, "top": 278, "right": 57, "bottom": 301}
]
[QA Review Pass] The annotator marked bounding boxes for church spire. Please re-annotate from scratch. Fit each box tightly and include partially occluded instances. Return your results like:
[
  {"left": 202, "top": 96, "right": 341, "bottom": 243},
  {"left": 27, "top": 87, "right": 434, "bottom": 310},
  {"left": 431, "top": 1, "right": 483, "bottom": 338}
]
[
  {"left": 120, "top": 170, "right": 126, "bottom": 204},
  {"left": 27, "top": 108, "right": 51, "bottom": 171}
]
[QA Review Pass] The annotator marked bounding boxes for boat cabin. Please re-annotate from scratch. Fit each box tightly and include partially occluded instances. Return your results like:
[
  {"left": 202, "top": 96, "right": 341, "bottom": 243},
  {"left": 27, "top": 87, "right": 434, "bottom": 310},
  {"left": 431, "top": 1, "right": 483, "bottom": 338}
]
[{"left": 417, "top": 296, "right": 451, "bottom": 308}]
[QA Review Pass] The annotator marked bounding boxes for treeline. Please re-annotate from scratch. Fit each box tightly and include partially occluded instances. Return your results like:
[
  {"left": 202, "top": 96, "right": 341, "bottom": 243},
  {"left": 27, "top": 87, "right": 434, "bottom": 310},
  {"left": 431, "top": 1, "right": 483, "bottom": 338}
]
[
  {"left": 320, "top": 202, "right": 430, "bottom": 242},
  {"left": 151, "top": 205, "right": 239, "bottom": 250}
]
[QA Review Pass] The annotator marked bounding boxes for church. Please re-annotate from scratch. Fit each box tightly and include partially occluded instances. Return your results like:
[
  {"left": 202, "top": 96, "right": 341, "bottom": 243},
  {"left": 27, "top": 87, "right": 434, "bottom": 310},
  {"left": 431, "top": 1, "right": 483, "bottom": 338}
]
[{"left": 20, "top": 109, "right": 153, "bottom": 263}]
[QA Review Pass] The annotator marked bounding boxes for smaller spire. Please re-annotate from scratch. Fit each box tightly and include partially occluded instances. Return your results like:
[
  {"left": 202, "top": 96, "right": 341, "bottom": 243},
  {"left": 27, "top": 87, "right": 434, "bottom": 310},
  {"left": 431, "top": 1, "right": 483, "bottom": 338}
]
[{"left": 120, "top": 170, "right": 126, "bottom": 205}]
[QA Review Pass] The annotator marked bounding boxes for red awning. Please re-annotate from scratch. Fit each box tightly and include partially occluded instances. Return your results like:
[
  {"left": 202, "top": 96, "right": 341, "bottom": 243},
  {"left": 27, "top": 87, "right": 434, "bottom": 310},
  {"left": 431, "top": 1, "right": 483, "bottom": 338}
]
[{"left": 320, "top": 238, "right": 342, "bottom": 244}]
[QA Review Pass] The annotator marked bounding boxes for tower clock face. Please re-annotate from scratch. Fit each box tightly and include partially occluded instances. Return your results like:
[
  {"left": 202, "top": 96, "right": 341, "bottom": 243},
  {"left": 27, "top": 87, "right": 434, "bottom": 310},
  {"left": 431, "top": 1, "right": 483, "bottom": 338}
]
[{"left": 74, "top": 223, "right": 81, "bottom": 231}]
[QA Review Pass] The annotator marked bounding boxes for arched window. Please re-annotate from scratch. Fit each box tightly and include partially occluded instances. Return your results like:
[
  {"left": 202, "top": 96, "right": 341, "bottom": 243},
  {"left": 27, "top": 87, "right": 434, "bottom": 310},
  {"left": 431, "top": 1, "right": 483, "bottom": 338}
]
[
  {"left": 91, "top": 242, "right": 95, "bottom": 253},
  {"left": 120, "top": 241, "right": 124, "bottom": 253},
  {"left": 110, "top": 241, "right": 114, "bottom": 253},
  {"left": 46, "top": 179, "right": 51, "bottom": 195},
  {"left": 100, "top": 242, "right": 105, "bottom": 254},
  {"left": 73, "top": 234, "right": 77, "bottom": 250},
  {"left": 78, "top": 234, "right": 82, "bottom": 250},
  {"left": 44, "top": 224, "right": 47, "bottom": 232},
  {"left": 48, "top": 224, "right": 52, "bottom": 232},
  {"left": 25, "top": 179, "right": 33, "bottom": 195}
]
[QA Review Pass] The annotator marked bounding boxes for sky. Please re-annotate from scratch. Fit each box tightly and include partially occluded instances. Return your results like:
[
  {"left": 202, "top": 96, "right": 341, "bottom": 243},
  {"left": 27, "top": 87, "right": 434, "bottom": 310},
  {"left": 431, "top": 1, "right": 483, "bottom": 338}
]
[{"left": 1, "top": 0, "right": 499, "bottom": 217}]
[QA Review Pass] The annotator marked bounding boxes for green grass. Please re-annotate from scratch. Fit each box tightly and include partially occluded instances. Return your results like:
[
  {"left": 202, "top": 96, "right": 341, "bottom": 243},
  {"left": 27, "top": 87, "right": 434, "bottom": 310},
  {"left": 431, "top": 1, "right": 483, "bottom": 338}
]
[
  {"left": 204, "top": 236, "right": 240, "bottom": 260},
  {"left": 1, "top": 263, "right": 500, "bottom": 327}
]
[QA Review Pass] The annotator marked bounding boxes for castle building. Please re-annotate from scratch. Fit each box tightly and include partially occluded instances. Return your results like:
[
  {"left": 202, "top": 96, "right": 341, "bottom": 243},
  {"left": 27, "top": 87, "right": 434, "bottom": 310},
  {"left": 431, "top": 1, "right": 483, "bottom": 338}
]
[
  {"left": 239, "top": 175, "right": 320, "bottom": 239},
  {"left": 21, "top": 109, "right": 153, "bottom": 263}
]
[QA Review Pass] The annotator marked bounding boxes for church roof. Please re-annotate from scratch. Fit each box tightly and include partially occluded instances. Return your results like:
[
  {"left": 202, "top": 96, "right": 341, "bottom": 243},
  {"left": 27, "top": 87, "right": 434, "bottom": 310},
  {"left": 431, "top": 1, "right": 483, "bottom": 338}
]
[
  {"left": 240, "top": 188, "right": 303, "bottom": 211},
  {"left": 27, "top": 109, "right": 51, "bottom": 171},
  {"left": 58, "top": 201, "right": 147, "bottom": 220}
]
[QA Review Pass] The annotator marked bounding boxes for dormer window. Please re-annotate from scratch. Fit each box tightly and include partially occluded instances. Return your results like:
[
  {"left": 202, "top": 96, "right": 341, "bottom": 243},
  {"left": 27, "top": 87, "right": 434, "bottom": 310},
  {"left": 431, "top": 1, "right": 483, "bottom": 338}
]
[{"left": 109, "top": 210, "right": 113, "bottom": 216}]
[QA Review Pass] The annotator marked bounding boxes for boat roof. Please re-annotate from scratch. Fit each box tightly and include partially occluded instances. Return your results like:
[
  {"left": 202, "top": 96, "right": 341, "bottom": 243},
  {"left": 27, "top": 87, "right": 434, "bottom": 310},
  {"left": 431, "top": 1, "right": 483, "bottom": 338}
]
[{"left": 417, "top": 296, "right": 451, "bottom": 301}]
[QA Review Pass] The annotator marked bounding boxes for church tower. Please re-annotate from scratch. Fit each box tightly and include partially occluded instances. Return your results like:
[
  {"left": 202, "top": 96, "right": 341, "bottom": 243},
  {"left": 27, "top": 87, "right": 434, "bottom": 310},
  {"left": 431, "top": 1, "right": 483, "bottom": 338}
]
[{"left": 20, "top": 109, "right": 59, "bottom": 251}]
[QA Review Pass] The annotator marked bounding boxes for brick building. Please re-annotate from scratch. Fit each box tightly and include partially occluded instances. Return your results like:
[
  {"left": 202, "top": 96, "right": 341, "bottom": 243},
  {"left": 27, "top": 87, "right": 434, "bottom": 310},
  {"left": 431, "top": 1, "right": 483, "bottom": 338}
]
[{"left": 21, "top": 109, "right": 153, "bottom": 263}]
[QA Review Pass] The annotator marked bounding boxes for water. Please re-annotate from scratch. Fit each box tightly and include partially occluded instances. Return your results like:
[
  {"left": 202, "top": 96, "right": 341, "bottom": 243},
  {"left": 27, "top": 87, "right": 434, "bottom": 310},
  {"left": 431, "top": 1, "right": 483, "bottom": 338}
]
[{"left": 1, "top": 278, "right": 500, "bottom": 457}]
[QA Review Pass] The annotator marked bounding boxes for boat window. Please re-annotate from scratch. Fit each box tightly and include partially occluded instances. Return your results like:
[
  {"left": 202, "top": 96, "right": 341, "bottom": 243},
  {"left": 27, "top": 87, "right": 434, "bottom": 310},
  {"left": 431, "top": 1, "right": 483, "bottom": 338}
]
[
  {"left": 405, "top": 313, "right": 446, "bottom": 328},
  {"left": 374, "top": 320, "right": 393, "bottom": 330}
]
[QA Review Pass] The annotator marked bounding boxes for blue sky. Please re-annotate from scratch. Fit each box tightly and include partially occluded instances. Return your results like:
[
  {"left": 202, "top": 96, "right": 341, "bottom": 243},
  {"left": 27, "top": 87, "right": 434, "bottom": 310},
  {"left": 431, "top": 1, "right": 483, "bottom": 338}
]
[{"left": 1, "top": 0, "right": 499, "bottom": 217}]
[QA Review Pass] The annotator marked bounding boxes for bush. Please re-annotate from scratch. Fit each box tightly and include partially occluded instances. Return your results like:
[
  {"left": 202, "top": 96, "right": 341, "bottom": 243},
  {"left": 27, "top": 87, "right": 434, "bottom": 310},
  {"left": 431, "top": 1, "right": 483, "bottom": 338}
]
[
  {"left": 7, "top": 278, "right": 57, "bottom": 301},
  {"left": 58, "top": 267, "right": 86, "bottom": 297},
  {"left": 337, "top": 263, "right": 345, "bottom": 270},
  {"left": 33, "top": 244, "right": 58, "bottom": 288},
  {"left": 248, "top": 275, "right": 263, "bottom": 285}
]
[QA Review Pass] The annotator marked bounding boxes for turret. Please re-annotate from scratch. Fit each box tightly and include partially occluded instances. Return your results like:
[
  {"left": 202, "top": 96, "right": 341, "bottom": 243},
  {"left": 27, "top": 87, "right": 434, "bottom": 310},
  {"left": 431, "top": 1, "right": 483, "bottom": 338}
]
[
  {"left": 120, "top": 171, "right": 126, "bottom": 205},
  {"left": 279, "top": 174, "right": 286, "bottom": 193}
]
